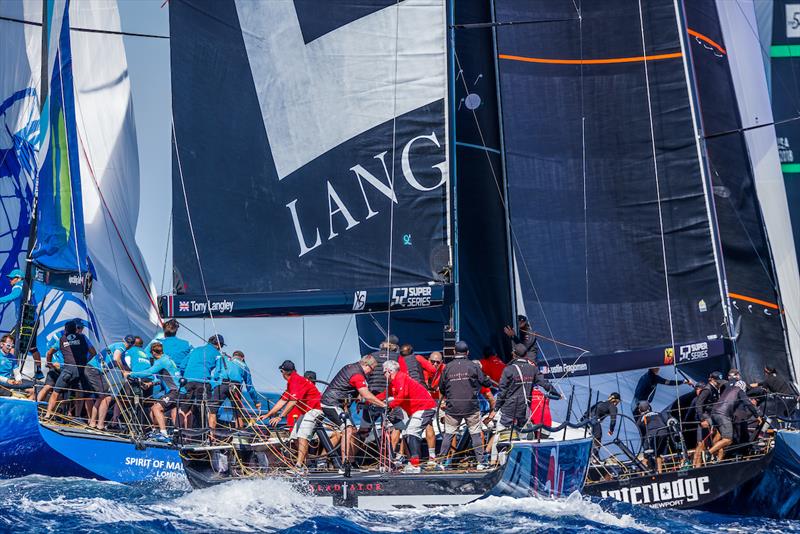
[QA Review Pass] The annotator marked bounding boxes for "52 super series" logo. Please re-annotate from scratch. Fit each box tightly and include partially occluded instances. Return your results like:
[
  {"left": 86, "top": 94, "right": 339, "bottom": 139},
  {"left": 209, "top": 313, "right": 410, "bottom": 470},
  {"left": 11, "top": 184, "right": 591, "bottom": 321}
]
[{"left": 391, "top": 286, "right": 432, "bottom": 308}]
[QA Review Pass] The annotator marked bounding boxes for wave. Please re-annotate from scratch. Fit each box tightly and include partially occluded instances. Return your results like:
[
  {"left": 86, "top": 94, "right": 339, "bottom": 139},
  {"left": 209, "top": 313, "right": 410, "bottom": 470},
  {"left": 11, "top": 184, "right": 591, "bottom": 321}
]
[{"left": 0, "top": 475, "right": 796, "bottom": 533}]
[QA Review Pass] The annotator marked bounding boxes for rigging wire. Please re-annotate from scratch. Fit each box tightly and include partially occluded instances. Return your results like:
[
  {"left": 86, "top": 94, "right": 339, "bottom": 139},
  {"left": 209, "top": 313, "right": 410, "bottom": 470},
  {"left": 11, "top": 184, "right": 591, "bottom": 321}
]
[
  {"left": 383, "top": 0, "right": 402, "bottom": 343},
  {"left": 0, "top": 15, "right": 169, "bottom": 39}
]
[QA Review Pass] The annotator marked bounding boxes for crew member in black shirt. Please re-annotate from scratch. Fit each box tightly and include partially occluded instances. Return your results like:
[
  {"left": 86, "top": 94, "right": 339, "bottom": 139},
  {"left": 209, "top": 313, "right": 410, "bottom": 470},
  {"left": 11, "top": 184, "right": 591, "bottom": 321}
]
[
  {"left": 437, "top": 340, "right": 492, "bottom": 469},
  {"left": 585, "top": 392, "right": 621, "bottom": 459},
  {"left": 692, "top": 372, "right": 723, "bottom": 467},
  {"left": 707, "top": 380, "right": 761, "bottom": 462},
  {"left": 631, "top": 367, "right": 690, "bottom": 413},
  {"left": 44, "top": 320, "right": 96, "bottom": 420}
]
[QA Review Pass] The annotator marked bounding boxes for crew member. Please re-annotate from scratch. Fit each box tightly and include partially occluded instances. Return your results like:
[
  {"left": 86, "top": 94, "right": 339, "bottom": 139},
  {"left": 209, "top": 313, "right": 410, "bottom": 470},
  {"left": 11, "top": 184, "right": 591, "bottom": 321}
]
[
  {"left": 360, "top": 336, "right": 400, "bottom": 439},
  {"left": 631, "top": 367, "right": 690, "bottom": 412},
  {"left": 707, "top": 380, "right": 761, "bottom": 462},
  {"left": 38, "top": 336, "right": 64, "bottom": 402},
  {"left": 398, "top": 344, "right": 437, "bottom": 384},
  {"left": 585, "top": 392, "right": 621, "bottom": 459},
  {"left": 423, "top": 351, "right": 445, "bottom": 462},
  {"left": 492, "top": 343, "right": 559, "bottom": 429},
  {"left": 635, "top": 400, "right": 670, "bottom": 473},
  {"left": 751, "top": 366, "right": 798, "bottom": 422},
  {"left": 126, "top": 341, "right": 182, "bottom": 442},
  {"left": 179, "top": 334, "right": 224, "bottom": 428},
  {"left": 319, "top": 355, "right": 386, "bottom": 471},
  {"left": 209, "top": 350, "right": 260, "bottom": 431},
  {"left": 379, "top": 360, "right": 436, "bottom": 473},
  {"left": 262, "top": 360, "right": 317, "bottom": 428},
  {"left": 0, "top": 334, "right": 33, "bottom": 398},
  {"left": 480, "top": 346, "right": 505, "bottom": 386},
  {"left": 87, "top": 335, "right": 134, "bottom": 430},
  {"left": 149, "top": 319, "right": 193, "bottom": 369},
  {"left": 438, "top": 340, "right": 492, "bottom": 469},
  {"left": 1, "top": 269, "right": 44, "bottom": 380},
  {"left": 45, "top": 321, "right": 96, "bottom": 420},
  {"left": 503, "top": 315, "right": 536, "bottom": 353},
  {"left": 692, "top": 372, "right": 723, "bottom": 467}
]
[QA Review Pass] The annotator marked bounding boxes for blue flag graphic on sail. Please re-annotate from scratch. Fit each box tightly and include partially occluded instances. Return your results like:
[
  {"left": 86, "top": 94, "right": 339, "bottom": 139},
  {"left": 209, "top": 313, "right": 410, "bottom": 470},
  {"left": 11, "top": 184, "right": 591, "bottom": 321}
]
[{"left": 31, "top": 0, "right": 89, "bottom": 274}]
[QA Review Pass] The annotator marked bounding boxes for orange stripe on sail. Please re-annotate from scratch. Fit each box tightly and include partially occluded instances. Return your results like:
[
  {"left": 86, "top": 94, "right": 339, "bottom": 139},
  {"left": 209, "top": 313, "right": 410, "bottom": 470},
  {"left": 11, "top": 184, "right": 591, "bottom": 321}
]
[
  {"left": 687, "top": 29, "right": 727, "bottom": 55},
  {"left": 728, "top": 292, "right": 779, "bottom": 310},
  {"left": 498, "top": 52, "right": 682, "bottom": 65}
]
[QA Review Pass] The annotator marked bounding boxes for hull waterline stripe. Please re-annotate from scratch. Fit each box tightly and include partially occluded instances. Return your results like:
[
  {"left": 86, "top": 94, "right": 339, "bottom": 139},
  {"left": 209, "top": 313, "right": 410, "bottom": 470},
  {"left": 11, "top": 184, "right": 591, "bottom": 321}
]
[
  {"left": 728, "top": 292, "right": 780, "bottom": 310},
  {"left": 498, "top": 52, "right": 682, "bottom": 65}
]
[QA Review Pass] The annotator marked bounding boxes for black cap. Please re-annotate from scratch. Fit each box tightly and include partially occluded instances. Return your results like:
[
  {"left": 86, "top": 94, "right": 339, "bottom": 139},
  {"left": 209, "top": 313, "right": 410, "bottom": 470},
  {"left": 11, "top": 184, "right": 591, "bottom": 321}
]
[
  {"left": 208, "top": 334, "right": 225, "bottom": 347},
  {"left": 512, "top": 343, "right": 527, "bottom": 357},
  {"left": 608, "top": 392, "right": 621, "bottom": 401},
  {"left": 279, "top": 360, "right": 296, "bottom": 372},
  {"left": 386, "top": 334, "right": 399, "bottom": 345},
  {"left": 124, "top": 335, "right": 136, "bottom": 345},
  {"left": 304, "top": 370, "right": 317, "bottom": 382},
  {"left": 64, "top": 320, "right": 77, "bottom": 334},
  {"left": 517, "top": 314, "right": 528, "bottom": 323},
  {"left": 708, "top": 371, "right": 724, "bottom": 381},
  {"left": 454, "top": 340, "right": 469, "bottom": 354}
]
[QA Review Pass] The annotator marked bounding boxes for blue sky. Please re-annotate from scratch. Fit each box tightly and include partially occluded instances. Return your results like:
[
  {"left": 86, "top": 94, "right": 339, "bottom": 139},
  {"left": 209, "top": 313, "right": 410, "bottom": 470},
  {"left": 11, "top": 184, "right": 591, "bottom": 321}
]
[{"left": 117, "top": 0, "right": 360, "bottom": 393}]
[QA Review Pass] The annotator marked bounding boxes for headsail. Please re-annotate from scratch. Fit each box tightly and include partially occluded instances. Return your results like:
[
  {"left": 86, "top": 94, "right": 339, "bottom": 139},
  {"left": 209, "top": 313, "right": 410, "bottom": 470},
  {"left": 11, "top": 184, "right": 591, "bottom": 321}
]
[
  {"left": 0, "top": 0, "right": 157, "bottom": 349},
  {"left": 31, "top": 0, "right": 89, "bottom": 275},
  {"left": 166, "top": 0, "right": 450, "bottom": 318},
  {"left": 686, "top": 0, "right": 800, "bottom": 382}
]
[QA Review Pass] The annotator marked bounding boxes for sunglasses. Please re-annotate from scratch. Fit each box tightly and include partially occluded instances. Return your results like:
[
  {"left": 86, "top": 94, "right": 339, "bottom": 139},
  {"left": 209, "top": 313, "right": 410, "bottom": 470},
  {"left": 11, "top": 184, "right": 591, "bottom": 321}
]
[{"left": 431, "top": 360, "right": 442, "bottom": 365}]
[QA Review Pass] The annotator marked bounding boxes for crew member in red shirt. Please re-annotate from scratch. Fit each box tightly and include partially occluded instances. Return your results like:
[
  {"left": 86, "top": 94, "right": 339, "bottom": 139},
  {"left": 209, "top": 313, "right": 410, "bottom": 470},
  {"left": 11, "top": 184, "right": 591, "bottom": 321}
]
[
  {"left": 261, "top": 360, "right": 321, "bottom": 429},
  {"left": 398, "top": 344, "right": 438, "bottom": 384},
  {"left": 378, "top": 360, "right": 436, "bottom": 473},
  {"left": 480, "top": 346, "right": 506, "bottom": 385}
]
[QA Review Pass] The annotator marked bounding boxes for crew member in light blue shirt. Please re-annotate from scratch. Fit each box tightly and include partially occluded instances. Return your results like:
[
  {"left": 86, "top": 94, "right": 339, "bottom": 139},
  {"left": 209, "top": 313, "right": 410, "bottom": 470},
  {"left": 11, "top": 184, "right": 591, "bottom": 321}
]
[
  {"left": 148, "top": 319, "right": 193, "bottom": 370},
  {"left": 208, "top": 350, "right": 261, "bottom": 432},
  {"left": 127, "top": 341, "right": 182, "bottom": 442},
  {"left": 179, "top": 334, "right": 224, "bottom": 428},
  {"left": 1, "top": 269, "right": 44, "bottom": 381},
  {"left": 87, "top": 335, "right": 134, "bottom": 430},
  {"left": 0, "top": 333, "right": 33, "bottom": 397}
]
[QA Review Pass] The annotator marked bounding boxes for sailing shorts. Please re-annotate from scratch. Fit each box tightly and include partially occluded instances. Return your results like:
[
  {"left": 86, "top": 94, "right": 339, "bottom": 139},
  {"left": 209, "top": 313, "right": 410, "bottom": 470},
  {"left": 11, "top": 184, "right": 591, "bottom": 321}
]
[
  {"left": 291, "top": 408, "right": 324, "bottom": 440},
  {"left": 403, "top": 409, "right": 435, "bottom": 439},
  {"left": 44, "top": 368, "right": 61, "bottom": 387},
  {"left": 711, "top": 413, "right": 734, "bottom": 440},
  {"left": 158, "top": 394, "right": 178, "bottom": 411},
  {"left": 53, "top": 365, "right": 92, "bottom": 396},
  {"left": 321, "top": 404, "right": 352, "bottom": 430},
  {"left": 443, "top": 412, "right": 482, "bottom": 435},
  {"left": 84, "top": 367, "right": 109, "bottom": 396},
  {"left": 209, "top": 382, "right": 241, "bottom": 413},
  {"left": 179, "top": 381, "right": 210, "bottom": 409}
]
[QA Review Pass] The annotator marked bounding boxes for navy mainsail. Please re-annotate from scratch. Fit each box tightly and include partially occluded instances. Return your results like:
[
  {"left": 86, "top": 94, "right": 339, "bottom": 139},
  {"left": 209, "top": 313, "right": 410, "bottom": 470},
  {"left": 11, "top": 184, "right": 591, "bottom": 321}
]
[
  {"left": 494, "top": 0, "right": 727, "bottom": 376},
  {"left": 167, "top": 0, "right": 450, "bottom": 318}
]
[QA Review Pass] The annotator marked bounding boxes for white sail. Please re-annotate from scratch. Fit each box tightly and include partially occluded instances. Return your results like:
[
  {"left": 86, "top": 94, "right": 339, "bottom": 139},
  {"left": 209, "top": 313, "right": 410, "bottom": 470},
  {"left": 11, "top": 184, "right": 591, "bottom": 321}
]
[
  {"left": 0, "top": 0, "right": 157, "bottom": 347},
  {"left": 716, "top": 0, "right": 800, "bottom": 381}
]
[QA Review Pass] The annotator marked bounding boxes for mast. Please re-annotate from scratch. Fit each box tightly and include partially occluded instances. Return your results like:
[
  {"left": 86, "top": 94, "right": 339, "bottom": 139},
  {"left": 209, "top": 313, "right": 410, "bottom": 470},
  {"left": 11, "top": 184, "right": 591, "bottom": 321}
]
[{"left": 672, "top": 0, "right": 738, "bottom": 366}]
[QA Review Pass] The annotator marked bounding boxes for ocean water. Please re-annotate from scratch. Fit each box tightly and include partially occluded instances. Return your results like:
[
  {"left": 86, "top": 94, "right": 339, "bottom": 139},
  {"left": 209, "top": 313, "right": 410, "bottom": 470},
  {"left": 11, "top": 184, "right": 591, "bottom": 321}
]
[{"left": 0, "top": 476, "right": 796, "bottom": 533}]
